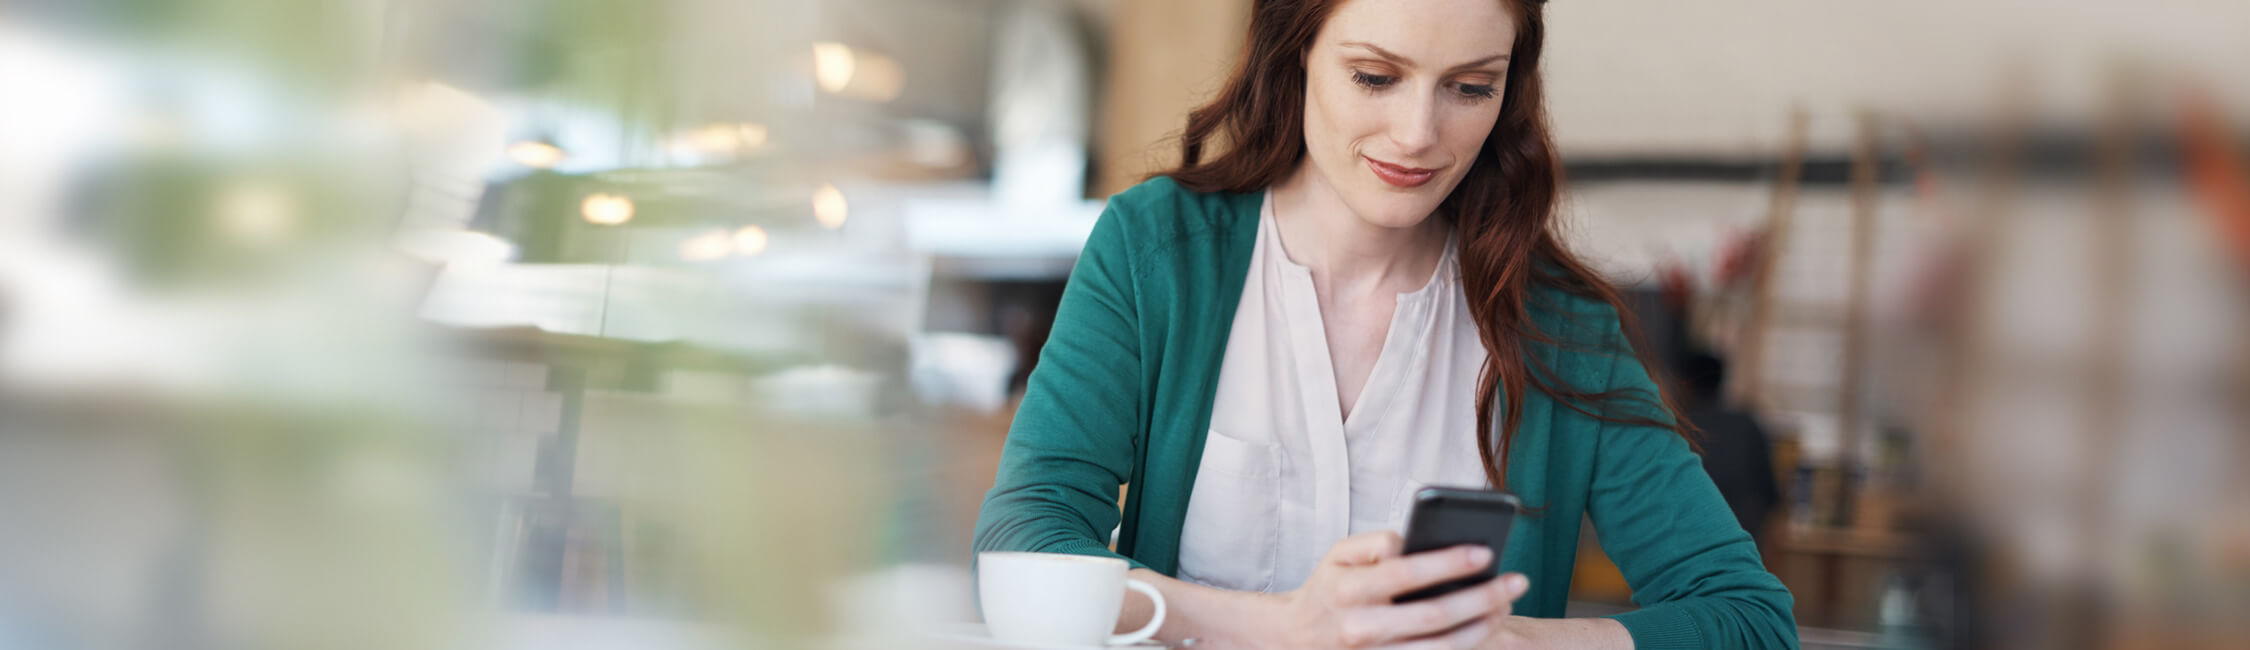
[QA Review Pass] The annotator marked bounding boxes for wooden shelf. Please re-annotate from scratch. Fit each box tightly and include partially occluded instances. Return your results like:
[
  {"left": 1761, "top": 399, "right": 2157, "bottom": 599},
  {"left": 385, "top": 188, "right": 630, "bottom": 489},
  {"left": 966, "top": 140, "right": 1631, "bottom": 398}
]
[{"left": 1781, "top": 526, "right": 1926, "bottom": 559}]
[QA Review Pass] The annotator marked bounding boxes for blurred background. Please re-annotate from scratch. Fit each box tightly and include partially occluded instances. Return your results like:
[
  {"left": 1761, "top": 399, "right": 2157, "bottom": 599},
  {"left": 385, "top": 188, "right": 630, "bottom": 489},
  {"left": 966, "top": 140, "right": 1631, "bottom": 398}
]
[{"left": 1, "top": 1, "right": 2246, "bottom": 648}]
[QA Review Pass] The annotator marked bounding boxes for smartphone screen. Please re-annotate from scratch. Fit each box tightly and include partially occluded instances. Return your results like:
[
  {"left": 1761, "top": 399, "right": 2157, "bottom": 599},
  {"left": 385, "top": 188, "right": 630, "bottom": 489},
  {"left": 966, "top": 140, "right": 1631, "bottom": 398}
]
[{"left": 1394, "top": 487, "right": 1520, "bottom": 603}]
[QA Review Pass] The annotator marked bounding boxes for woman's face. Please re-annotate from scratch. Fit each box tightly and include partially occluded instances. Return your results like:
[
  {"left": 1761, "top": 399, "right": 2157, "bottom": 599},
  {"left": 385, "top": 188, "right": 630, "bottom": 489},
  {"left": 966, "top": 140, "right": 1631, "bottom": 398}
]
[{"left": 1300, "top": 0, "right": 1516, "bottom": 229}]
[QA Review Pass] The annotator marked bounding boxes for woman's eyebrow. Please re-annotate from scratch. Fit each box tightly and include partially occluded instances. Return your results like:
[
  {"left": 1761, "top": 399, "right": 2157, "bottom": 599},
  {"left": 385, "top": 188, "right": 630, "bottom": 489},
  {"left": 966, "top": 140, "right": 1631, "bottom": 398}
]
[{"left": 1339, "top": 41, "right": 1510, "bottom": 71}]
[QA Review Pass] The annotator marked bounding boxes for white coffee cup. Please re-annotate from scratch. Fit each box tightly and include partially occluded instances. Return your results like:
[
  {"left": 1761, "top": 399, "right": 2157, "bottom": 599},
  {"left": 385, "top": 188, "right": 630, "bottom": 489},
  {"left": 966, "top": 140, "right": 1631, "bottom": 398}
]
[{"left": 976, "top": 552, "right": 1167, "bottom": 647}]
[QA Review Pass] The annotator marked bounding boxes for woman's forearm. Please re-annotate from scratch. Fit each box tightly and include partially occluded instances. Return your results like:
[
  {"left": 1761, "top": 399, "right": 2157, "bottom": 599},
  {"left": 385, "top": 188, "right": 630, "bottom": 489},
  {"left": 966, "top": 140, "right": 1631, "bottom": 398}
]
[
  {"left": 1117, "top": 568, "right": 1269, "bottom": 644},
  {"left": 1505, "top": 616, "right": 1633, "bottom": 649}
]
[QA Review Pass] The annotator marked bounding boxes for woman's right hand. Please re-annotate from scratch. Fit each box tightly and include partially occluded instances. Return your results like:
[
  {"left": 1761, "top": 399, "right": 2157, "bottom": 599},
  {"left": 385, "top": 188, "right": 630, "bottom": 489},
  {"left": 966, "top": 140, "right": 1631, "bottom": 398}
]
[{"left": 1240, "top": 531, "right": 1528, "bottom": 649}]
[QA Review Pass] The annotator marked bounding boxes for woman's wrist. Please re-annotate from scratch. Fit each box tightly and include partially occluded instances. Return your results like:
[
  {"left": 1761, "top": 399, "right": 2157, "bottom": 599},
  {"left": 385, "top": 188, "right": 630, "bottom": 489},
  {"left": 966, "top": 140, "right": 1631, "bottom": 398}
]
[
  {"left": 1500, "top": 615, "right": 1633, "bottom": 649},
  {"left": 1119, "top": 569, "right": 1286, "bottom": 646}
]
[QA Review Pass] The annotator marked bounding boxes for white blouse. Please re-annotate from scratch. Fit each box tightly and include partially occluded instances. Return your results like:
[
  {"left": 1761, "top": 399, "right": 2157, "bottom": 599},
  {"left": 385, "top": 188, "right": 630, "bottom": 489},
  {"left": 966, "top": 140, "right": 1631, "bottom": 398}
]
[{"left": 1175, "top": 192, "right": 1495, "bottom": 593}]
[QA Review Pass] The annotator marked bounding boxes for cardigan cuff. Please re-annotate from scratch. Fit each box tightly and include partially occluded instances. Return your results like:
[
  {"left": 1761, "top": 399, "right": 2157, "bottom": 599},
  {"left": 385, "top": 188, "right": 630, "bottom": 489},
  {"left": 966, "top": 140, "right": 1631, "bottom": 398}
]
[
  {"left": 1608, "top": 605, "right": 1702, "bottom": 650},
  {"left": 1027, "top": 538, "right": 1148, "bottom": 571}
]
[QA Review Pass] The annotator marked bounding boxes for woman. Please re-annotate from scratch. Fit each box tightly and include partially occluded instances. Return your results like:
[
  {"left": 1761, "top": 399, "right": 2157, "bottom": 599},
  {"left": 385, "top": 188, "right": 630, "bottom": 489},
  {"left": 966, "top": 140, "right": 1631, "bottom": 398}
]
[{"left": 973, "top": 0, "right": 1797, "bottom": 648}]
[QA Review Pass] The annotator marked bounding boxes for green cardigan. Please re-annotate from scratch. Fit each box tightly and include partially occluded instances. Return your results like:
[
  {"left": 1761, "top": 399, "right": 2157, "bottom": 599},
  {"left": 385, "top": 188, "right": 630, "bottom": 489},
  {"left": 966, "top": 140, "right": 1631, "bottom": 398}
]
[{"left": 973, "top": 177, "right": 1798, "bottom": 649}]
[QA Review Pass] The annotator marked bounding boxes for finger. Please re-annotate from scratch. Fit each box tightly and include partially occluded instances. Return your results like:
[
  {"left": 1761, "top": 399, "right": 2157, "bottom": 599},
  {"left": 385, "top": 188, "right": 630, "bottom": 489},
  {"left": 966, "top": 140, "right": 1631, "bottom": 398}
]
[
  {"left": 1323, "top": 530, "right": 1405, "bottom": 567},
  {"left": 1351, "top": 544, "right": 1492, "bottom": 602},
  {"left": 1491, "top": 572, "right": 1531, "bottom": 615},
  {"left": 1343, "top": 581, "right": 1503, "bottom": 644}
]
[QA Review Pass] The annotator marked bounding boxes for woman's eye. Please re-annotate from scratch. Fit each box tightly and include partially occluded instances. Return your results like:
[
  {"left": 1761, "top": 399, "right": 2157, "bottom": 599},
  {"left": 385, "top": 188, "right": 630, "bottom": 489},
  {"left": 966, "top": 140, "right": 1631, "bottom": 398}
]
[
  {"left": 1351, "top": 71, "right": 1397, "bottom": 90},
  {"left": 1455, "top": 83, "right": 1498, "bottom": 100}
]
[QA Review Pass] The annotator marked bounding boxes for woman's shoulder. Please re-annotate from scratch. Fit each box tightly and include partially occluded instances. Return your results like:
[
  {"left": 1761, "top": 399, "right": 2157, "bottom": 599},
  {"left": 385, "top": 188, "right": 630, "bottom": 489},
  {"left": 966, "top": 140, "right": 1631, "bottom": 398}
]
[
  {"left": 1526, "top": 283, "right": 1621, "bottom": 330},
  {"left": 1092, "top": 176, "right": 1261, "bottom": 256},
  {"left": 1105, "top": 175, "right": 1252, "bottom": 218},
  {"left": 1524, "top": 283, "right": 1635, "bottom": 356}
]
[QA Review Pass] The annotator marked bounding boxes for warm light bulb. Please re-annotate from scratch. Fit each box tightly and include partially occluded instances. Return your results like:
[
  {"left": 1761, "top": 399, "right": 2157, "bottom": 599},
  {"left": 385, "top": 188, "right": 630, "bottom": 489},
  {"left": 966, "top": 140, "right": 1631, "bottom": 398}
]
[
  {"left": 581, "top": 193, "right": 634, "bottom": 225},
  {"left": 813, "top": 42, "right": 856, "bottom": 93},
  {"left": 812, "top": 184, "right": 848, "bottom": 229},
  {"left": 688, "top": 124, "right": 739, "bottom": 153},
  {"left": 734, "top": 225, "right": 769, "bottom": 256},
  {"left": 507, "top": 141, "right": 566, "bottom": 168},
  {"left": 679, "top": 230, "right": 733, "bottom": 261}
]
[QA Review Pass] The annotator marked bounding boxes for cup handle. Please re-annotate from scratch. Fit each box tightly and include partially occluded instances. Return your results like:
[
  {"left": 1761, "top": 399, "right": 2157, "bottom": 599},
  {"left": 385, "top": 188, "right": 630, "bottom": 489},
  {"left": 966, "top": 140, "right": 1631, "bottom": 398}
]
[{"left": 1109, "top": 579, "right": 1167, "bottom": 646}]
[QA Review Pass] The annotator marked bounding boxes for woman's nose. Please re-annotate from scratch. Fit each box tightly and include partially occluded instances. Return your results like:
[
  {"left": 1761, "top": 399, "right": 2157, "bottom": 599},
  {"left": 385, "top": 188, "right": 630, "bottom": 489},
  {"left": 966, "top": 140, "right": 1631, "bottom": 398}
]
[{"left": 1387, "top": 93, "right": 1441, "bottom": 155}]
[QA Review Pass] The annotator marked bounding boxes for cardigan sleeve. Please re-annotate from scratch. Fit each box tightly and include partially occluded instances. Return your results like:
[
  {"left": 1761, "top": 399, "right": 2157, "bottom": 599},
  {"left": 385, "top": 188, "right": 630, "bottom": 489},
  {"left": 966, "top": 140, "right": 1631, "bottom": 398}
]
[
  {"left": 971, "top": 204, "right": 1149, "bottom": 568},
  {"left": 1583, "top": 320, "right": 1801, "bottom": 649}
]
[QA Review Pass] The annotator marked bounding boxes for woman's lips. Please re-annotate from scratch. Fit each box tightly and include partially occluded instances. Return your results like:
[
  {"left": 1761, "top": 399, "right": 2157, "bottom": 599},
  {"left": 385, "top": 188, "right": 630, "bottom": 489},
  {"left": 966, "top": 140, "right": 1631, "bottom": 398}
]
[{"left": 1364, "top": 155, "right": 1437, "bottom": 188}]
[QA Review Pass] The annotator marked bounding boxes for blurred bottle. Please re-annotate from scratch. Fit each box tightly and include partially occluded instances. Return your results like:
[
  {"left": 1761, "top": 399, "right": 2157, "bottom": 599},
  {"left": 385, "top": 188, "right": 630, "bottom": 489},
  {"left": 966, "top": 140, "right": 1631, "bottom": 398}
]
[
  {"left": 1876, "top": 572, "right": 1927, "bottom": 650},
  {"left": 1791, "top": 415, "right": 1842, "bottom": 533}
]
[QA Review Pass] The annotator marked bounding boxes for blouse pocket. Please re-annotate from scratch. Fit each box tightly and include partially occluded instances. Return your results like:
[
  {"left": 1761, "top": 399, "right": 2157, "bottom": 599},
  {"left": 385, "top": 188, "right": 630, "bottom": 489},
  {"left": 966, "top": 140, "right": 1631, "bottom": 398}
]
[{"left": 1175, "top": 429, "right": 1281, "bottom": 592}]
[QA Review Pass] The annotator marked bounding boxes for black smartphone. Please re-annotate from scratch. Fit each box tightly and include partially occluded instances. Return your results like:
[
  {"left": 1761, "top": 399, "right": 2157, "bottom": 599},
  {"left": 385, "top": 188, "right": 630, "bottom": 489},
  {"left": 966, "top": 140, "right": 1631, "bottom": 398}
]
[{"left": 1394, "top": 487, "right": 1521, "bottom": 603}]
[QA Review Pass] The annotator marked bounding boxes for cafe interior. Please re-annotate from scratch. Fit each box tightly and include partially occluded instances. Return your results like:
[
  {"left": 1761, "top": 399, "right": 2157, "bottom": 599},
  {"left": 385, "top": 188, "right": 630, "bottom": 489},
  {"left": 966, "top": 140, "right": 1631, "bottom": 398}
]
[{"left": 1, "top": 1, "right": 2247, "bottom": 649}]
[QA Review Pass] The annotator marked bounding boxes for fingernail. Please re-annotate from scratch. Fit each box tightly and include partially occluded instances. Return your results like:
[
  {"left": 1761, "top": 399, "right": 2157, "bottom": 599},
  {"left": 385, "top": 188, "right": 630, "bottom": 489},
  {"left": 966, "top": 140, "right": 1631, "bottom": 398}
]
[
  {"left": 1505, "top": 574, "right": 1530, "bottom": 594},
  {"left": 1467, "top": 546, "right": 1492, "bottom": 565}
]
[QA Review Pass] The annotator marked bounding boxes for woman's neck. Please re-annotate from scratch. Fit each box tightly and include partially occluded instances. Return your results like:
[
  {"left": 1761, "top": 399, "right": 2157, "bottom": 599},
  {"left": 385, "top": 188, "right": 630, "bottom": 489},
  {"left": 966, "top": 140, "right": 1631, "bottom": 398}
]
[{"left": 1269, "top": 162, "right": 1449, "bottom": 296}]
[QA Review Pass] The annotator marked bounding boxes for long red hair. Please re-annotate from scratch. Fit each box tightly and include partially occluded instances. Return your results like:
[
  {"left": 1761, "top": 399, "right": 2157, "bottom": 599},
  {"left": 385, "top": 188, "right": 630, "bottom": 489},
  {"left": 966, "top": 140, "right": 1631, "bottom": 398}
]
[{"left": 1159, "top": 0, "right": 1690, "bottom": 491}]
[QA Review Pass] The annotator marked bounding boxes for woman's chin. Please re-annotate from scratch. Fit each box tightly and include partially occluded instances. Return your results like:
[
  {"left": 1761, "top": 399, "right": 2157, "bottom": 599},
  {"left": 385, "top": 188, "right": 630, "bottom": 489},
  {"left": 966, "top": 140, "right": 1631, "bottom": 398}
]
[{"left": 1344, "top": 194, "right": 1448, "bottom": 230}]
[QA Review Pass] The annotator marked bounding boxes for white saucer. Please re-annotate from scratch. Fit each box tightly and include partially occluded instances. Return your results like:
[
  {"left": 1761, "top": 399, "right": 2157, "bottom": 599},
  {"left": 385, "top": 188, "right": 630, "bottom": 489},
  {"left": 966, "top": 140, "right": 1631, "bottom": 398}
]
[{"left": 918, "top": 622, "right": 1167, "bottom": 650}]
